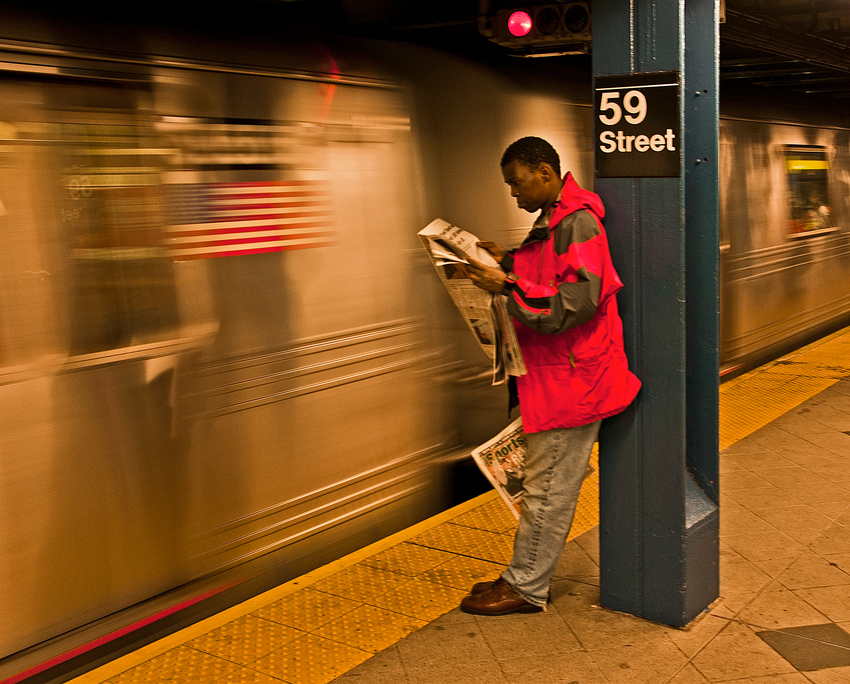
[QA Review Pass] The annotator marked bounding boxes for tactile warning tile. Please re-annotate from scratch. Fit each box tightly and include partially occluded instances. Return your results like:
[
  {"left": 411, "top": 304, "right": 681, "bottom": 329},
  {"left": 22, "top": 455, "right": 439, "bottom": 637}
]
[
  {"left": 185, "top": 614, "right": 303, "bottom": 665},
  {"left": 420, "top": 554, "right": 503, "bottom": 590},
  {"left": 719, "top": 375, "right": 835, "bottom": 447},
  {"left": 106, "top": 645, "right": 240, "bottom": 683},
  {"left": 308, "top": 564, "right": 409, "bottom": 603},
  {"left": 450, "top": 497, "right": 518, "bottom": 534},
  {"left": 770, "top": 363, "right": 850, "bottom": 379},
  {"left": 719, "top": 326, "right": 850, "bottom": 450},
  {"left": 311, "top": 603, "right": 426, "bottom": 654},
  {"left": 104, "top": 660, "right": 167, "bottom": 684},
  {"left": 215, "top": 668, "right": 284, "bottom": 683},
  {"left": 251, "top": 633, "right": 370, "bottom": 684},
  {"left": 463, "top": 532, "right": 515, "bottom": 565},
  {"left": 357, "top": 541, "right": 457, "bottom": 576},
  {"left": 251, "top": 587, "right": 361, "bottom": 632},
  {"left": 369, "top": 577, "right": 469, "bottom": 621},
  {"left": 407, "top": 521, "right": 506, "bottom": 554}
]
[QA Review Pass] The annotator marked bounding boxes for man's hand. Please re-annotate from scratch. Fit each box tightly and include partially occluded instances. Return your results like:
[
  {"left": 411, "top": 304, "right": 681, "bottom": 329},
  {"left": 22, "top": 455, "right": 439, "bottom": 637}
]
[
  {"left": 476, "top": 241, "right": 507, "bottom": 263},
  {"left": 467, "top": 257, "right": 507, "bottom": 293}
]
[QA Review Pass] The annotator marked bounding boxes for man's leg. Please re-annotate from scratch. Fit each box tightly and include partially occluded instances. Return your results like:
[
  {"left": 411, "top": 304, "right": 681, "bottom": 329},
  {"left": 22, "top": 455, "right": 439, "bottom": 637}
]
[{"left": 501, "top": 420, "right": 601, "bottom": 607}]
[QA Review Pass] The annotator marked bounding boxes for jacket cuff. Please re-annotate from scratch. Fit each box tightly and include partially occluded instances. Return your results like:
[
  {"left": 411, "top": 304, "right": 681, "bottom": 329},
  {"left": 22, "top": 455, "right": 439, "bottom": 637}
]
[{"left": 501, "top": 272, "right": 519, "bottom": 297}]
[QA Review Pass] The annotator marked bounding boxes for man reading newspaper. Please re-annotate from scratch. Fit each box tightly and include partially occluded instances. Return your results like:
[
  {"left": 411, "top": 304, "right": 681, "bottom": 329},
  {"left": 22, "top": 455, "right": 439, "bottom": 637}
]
[{"left": 459, "top": 136, "right": 640, "bottom": 616}]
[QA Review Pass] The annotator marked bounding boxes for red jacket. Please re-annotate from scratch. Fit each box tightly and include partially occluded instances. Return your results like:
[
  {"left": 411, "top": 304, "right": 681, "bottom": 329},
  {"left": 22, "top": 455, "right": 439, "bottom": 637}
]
[{"left": 502, "top": 173, "right": 640, "bottom": 432}]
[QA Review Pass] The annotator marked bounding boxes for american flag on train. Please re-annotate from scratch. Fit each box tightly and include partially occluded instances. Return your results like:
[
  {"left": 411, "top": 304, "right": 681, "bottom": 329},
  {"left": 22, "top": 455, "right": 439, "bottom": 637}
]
[{"left": 164, "top": 181, "right": 335, "bottom": 260}]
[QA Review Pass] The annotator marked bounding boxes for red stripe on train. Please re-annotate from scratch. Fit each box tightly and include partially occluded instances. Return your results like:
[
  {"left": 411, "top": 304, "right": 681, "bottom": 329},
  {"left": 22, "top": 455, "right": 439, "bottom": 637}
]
[{"left": 0, "top": 581, "right": 241, "bottom": 684}]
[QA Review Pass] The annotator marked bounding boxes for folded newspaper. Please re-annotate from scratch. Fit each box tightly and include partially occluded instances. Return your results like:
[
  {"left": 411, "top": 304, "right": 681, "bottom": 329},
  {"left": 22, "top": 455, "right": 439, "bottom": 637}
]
[
  {"left": 471, "top": 417, "right": 526, "bottom": 519},
  {"left": 418, "top": 219, "right": 526, "bottom": 385},
  {"left": 471, "top": 418, "right": 596, "bottom": 520}
]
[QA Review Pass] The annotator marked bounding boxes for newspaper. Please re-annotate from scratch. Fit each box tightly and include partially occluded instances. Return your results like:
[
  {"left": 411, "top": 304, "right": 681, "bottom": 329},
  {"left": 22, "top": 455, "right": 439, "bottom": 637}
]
[
  {"left": 471, "top": 417, "right": 526, "bottom": 519},
  {"left": 470, "top": 418, "right": 597, "bottom": 520},
  {"left": 418, "top": 219, "right": 526, "bottom": 384}
]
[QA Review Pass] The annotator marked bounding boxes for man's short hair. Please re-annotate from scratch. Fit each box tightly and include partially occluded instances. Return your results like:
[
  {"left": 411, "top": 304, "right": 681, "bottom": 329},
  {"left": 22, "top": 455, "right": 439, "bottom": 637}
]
[{"left": 501, "top": 137, "right": 561, "bottom": 177}]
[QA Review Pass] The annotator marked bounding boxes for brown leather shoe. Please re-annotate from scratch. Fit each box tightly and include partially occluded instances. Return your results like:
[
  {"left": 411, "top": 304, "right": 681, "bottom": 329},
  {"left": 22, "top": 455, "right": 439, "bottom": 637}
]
[
  {"left": 460, "top": 578, "right": 543, "bottom": 616},
  {"left": 470, "top": 580, "right": 495, "bottom": 594},
  {"left": 471, "top": 579, "right": 551, "bottom": 601}
]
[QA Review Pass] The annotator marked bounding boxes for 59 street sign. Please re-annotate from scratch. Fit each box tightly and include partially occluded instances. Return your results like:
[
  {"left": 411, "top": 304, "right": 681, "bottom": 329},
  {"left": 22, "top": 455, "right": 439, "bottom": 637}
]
[{"left": 595, "top": 71, "right": 680, "bottom": 178}]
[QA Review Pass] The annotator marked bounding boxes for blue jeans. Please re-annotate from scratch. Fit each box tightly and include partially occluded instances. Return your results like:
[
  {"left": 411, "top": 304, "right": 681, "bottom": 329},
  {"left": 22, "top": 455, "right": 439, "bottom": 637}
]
[{"left": 501, "top": 420, "right": 601, "bottom": 607}]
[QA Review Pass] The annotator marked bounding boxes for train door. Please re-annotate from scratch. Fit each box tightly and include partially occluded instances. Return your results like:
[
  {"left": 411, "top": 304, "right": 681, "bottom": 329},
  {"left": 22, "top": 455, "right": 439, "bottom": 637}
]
[
  {"left": 149, "top": 65, "right": 444, "bottom": 582},
  {"left": 0, "top": 77, "right": 67, "bottom": 658},
  {"left": 0, "top": 70, "right": 215, "bottom": 655}
]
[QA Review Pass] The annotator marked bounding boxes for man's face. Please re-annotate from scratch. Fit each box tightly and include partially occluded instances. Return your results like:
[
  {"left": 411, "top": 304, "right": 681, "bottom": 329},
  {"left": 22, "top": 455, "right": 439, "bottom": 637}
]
[{"left": 501, "top": 160, "right": 550, "bottom": 213}]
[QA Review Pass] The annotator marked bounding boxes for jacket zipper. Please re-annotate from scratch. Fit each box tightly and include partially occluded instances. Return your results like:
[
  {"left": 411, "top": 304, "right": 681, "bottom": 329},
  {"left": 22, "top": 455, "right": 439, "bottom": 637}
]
[
  {"left": 538, "top": 236, "right": 575, "bottom": 367},
  {"left": 538, "top": 243, "right": 545, "bottom": 284}
]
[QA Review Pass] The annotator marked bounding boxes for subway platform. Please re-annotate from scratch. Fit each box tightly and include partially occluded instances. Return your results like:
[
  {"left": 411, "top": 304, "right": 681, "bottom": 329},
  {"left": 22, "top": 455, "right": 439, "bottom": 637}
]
[{"left": 68, "top": 326, "right": 850, "bottom": 684}]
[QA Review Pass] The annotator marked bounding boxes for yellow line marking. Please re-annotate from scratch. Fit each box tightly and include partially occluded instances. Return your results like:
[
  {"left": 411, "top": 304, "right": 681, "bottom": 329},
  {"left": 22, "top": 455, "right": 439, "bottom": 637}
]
[
  {"left": 66, "top": 490, "right": 498, "bottom": 683},
  {"left": 719, "top": 325, "right": 850, "bottom": 449}
]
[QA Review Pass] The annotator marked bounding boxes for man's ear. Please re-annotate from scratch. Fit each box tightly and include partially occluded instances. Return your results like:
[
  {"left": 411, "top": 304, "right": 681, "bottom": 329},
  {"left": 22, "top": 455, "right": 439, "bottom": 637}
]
[{"left": 538, "top": 163, "right": 555, "bottom": 182}]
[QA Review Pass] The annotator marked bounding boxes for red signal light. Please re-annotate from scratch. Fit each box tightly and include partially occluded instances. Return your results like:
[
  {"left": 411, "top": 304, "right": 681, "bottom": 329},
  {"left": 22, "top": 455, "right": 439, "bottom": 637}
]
[
  {"left": 486, "top": 4, "right": 592, "bottom": 56},
  {"left": 507, "top": 10, "right": 533, "bottom": 37}
]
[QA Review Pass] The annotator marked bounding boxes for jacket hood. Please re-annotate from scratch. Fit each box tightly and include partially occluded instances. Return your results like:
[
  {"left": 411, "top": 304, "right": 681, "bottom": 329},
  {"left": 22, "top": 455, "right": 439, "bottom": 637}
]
[{"left": 549, "top": 172, "right": 605, "bottom": 227}]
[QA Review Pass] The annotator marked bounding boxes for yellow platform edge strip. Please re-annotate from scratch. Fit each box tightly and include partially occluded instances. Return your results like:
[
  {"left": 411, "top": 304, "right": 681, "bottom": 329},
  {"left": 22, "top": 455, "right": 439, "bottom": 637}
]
[{"left": 68, "top": 490, "right": 500, "bottom": 683}]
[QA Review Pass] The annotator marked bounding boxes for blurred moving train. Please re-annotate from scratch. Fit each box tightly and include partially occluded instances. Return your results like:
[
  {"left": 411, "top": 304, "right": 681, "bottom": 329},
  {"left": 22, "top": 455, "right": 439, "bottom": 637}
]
[{"left": 0, "top": 4, "right": 848, "bottom": 678}]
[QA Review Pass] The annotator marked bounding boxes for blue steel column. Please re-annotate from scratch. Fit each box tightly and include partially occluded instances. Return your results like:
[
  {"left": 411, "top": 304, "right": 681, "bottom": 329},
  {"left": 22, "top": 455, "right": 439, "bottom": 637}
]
[{"left": 593, "top": 0, "right": 720, "bottom": 627}]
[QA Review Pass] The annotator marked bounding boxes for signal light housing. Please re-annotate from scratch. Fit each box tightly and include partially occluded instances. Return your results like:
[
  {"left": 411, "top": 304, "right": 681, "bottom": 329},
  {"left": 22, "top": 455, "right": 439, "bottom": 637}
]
[
  {"left": 487, "top": 3, "right": 591, "bottom": 57},
  {"left": 507, "top": 10, "right": 533, "bottom": 37}
]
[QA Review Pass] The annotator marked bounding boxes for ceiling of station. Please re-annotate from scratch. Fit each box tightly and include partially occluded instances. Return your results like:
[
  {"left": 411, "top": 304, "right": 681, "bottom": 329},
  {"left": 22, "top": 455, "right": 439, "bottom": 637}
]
[
  {"left": 320, "top": 0, "right": 850, "bottom": 100},
  {"left": 722, "top": 0, "right": 850, "bottom": 99}
]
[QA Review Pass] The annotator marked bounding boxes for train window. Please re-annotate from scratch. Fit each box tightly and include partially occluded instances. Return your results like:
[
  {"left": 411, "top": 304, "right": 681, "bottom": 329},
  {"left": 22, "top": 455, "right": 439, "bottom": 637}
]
[
  {"left": 0, "top": 124, "right": 57, "bottom": 370},
  {"left": 52, "top": 118, "right": 180, "bottom": 356},
  {"left": 784, "top": 146, "right": 833, "bottom": 237}
]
